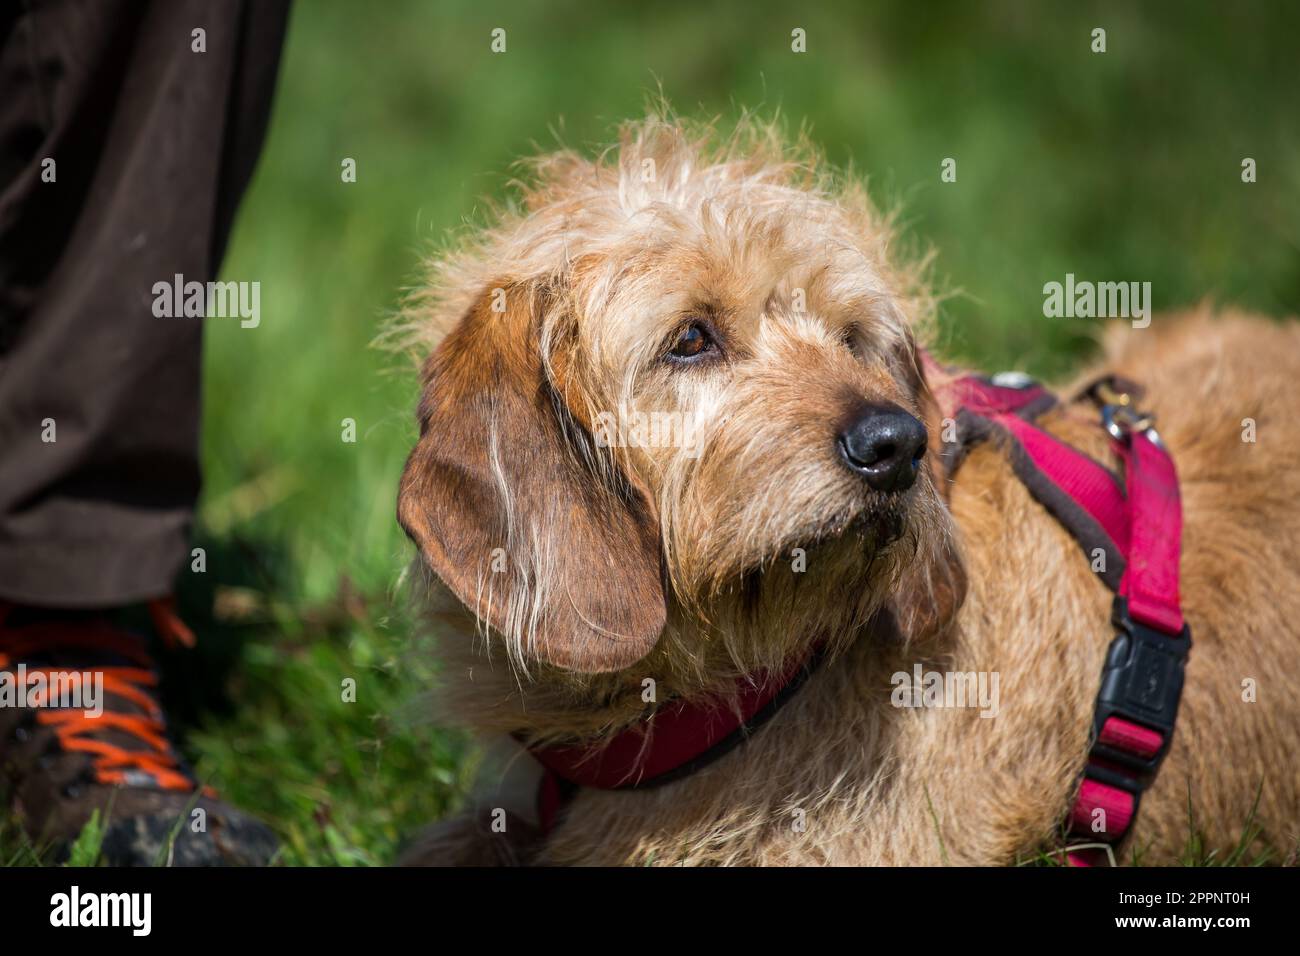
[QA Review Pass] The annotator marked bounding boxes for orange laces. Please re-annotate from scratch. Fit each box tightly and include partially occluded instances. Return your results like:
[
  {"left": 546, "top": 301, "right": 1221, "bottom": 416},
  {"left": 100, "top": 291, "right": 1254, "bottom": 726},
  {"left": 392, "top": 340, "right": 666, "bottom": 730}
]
[{"left": 0, "top": 598, "right": 198, "bottom": 792}]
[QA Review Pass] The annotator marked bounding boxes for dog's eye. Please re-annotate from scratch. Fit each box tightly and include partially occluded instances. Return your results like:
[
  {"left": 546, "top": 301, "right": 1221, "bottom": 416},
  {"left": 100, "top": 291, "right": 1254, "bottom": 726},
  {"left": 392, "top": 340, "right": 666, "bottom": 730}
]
[{"left": 668, "top": 322, "right": 715, "bottom": 361}]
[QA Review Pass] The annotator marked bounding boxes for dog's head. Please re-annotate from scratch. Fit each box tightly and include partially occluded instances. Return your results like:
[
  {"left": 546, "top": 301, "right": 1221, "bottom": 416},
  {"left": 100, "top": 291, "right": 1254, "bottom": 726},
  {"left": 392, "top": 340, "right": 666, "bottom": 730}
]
[{"left": 398, "top": 116, "right": 963, "bottom": 681}]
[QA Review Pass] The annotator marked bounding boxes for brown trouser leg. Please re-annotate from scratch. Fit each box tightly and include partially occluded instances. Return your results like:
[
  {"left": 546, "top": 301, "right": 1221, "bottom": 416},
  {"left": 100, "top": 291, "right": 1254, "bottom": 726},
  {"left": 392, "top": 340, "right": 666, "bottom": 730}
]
[{"left": 0, "top": 0, "right": 290, "bottom": 605}]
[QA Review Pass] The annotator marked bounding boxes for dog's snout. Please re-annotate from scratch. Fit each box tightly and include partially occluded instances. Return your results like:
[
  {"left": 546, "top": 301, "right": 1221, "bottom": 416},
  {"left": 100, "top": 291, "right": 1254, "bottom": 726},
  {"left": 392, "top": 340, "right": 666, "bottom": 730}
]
[{"left": 838, "top": 405, "right": 928, "bottom": 492}]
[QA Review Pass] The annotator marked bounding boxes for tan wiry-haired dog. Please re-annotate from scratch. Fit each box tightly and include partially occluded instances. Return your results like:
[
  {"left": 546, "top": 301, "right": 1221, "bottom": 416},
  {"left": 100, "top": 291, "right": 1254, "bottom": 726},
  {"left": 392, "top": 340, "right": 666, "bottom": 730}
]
[{"left": 395, "top": 113, "right": 1300, "bottom": 866}]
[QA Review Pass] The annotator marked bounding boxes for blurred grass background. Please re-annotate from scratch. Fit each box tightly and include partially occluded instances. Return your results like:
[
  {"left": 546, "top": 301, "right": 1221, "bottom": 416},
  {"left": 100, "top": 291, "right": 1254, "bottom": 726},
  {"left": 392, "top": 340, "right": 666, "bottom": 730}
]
[{"left": 55, "top": 0, "right": 1296, "bottom": 864}]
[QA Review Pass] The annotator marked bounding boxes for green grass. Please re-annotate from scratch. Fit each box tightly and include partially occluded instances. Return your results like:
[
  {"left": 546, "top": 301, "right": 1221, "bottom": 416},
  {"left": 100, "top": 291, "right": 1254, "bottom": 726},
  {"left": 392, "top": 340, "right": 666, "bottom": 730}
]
[{"left": 6, "top": 0, "right": 1299, "bottom": 865}]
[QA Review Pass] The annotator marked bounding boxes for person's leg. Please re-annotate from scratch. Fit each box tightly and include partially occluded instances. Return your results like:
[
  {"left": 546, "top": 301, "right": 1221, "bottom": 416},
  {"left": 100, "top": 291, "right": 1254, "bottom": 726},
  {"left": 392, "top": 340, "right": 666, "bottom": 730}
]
[
  {"left": 0, "top": 0, "right": 289, "bottom": 602},
  {"left": 0, "top": 0, "right": 290, "bottom": 865}
]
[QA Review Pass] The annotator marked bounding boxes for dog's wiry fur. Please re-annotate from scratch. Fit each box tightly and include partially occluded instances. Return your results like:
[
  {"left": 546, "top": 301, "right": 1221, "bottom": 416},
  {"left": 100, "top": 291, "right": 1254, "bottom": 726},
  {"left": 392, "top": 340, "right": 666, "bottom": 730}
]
[{"left": 396, "top": 113, "right": 1300, "bottom": 865}]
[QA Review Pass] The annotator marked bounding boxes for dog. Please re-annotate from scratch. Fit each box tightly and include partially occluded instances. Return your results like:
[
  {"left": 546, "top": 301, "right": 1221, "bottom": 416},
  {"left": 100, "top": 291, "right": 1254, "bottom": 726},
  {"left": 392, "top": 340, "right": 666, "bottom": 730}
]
[{"left": 394, "top": 113, "right": 1300, "bottom": 865}]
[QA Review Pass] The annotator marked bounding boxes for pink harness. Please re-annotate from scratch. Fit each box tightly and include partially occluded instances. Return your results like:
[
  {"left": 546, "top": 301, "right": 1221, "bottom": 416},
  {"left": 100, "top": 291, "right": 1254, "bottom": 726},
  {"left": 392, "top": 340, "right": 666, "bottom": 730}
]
[
  {"left": 530, "top": 357, "right": 1190, "bottom": 866},
  {"left": 930, "top": 358, "right": 1190, "bottom": 865}
]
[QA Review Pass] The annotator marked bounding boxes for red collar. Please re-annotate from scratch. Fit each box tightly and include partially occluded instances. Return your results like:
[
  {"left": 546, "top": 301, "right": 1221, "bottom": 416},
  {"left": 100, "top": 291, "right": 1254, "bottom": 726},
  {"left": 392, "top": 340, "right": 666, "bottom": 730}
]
[
  {"left": 529, "top": 354, "right": 1190, "bottom": 864},
  {"left": 531, "top": 646, "right": 827, "bottom": 829},
  {"left": 530, "top": 647, "right": 825, "bottom": 792}
]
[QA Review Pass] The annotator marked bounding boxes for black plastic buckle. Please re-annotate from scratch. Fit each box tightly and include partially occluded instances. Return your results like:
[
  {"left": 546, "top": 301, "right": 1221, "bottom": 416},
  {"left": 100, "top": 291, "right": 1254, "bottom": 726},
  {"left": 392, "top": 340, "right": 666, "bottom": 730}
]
[{"left": 1084, "top": 597, "right": 1192, "bottom": 796}]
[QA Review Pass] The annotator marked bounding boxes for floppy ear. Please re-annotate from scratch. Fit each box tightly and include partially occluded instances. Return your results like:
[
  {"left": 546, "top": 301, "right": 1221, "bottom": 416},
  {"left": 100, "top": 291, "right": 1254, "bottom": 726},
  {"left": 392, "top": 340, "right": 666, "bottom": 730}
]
[
  {"left": 889, "top": 330, "right": 968, "bottom": 645},
  {"left": 398, "top": 284, "right": 667, "bottom": 673}
]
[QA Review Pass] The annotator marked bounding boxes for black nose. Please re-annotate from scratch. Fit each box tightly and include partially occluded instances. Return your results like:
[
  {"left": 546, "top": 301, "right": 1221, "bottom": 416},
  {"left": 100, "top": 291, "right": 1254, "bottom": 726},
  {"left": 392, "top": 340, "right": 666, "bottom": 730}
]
[{"left": 838, "top": 405, "right": 928, "bottom": 492}]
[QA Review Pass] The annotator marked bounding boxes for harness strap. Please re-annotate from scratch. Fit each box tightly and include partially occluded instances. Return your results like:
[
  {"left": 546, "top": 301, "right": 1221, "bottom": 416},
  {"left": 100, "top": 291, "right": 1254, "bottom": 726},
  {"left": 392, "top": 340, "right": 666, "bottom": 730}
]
[
  {"left": 926, "top": 355, "right": 1131, "bottom": 587},
  {"left": 994, "top": 413, "right": 1130, "bottom": 589},
  {"left": 1116, "top": 433, "right": 1185, "bottom": 635},
  {"left": 1065, "top": 426, "right": 1190, "bottom": 867},
  {"left": 946, "top": 366, "right": 1189, "bottom": 866}
]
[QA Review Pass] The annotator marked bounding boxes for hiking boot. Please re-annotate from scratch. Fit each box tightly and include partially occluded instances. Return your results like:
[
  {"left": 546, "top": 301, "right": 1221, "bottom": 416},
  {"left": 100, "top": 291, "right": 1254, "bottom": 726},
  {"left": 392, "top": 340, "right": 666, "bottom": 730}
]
[{"left": 0, "top": 599, "right": 278, "bottom": 866}]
